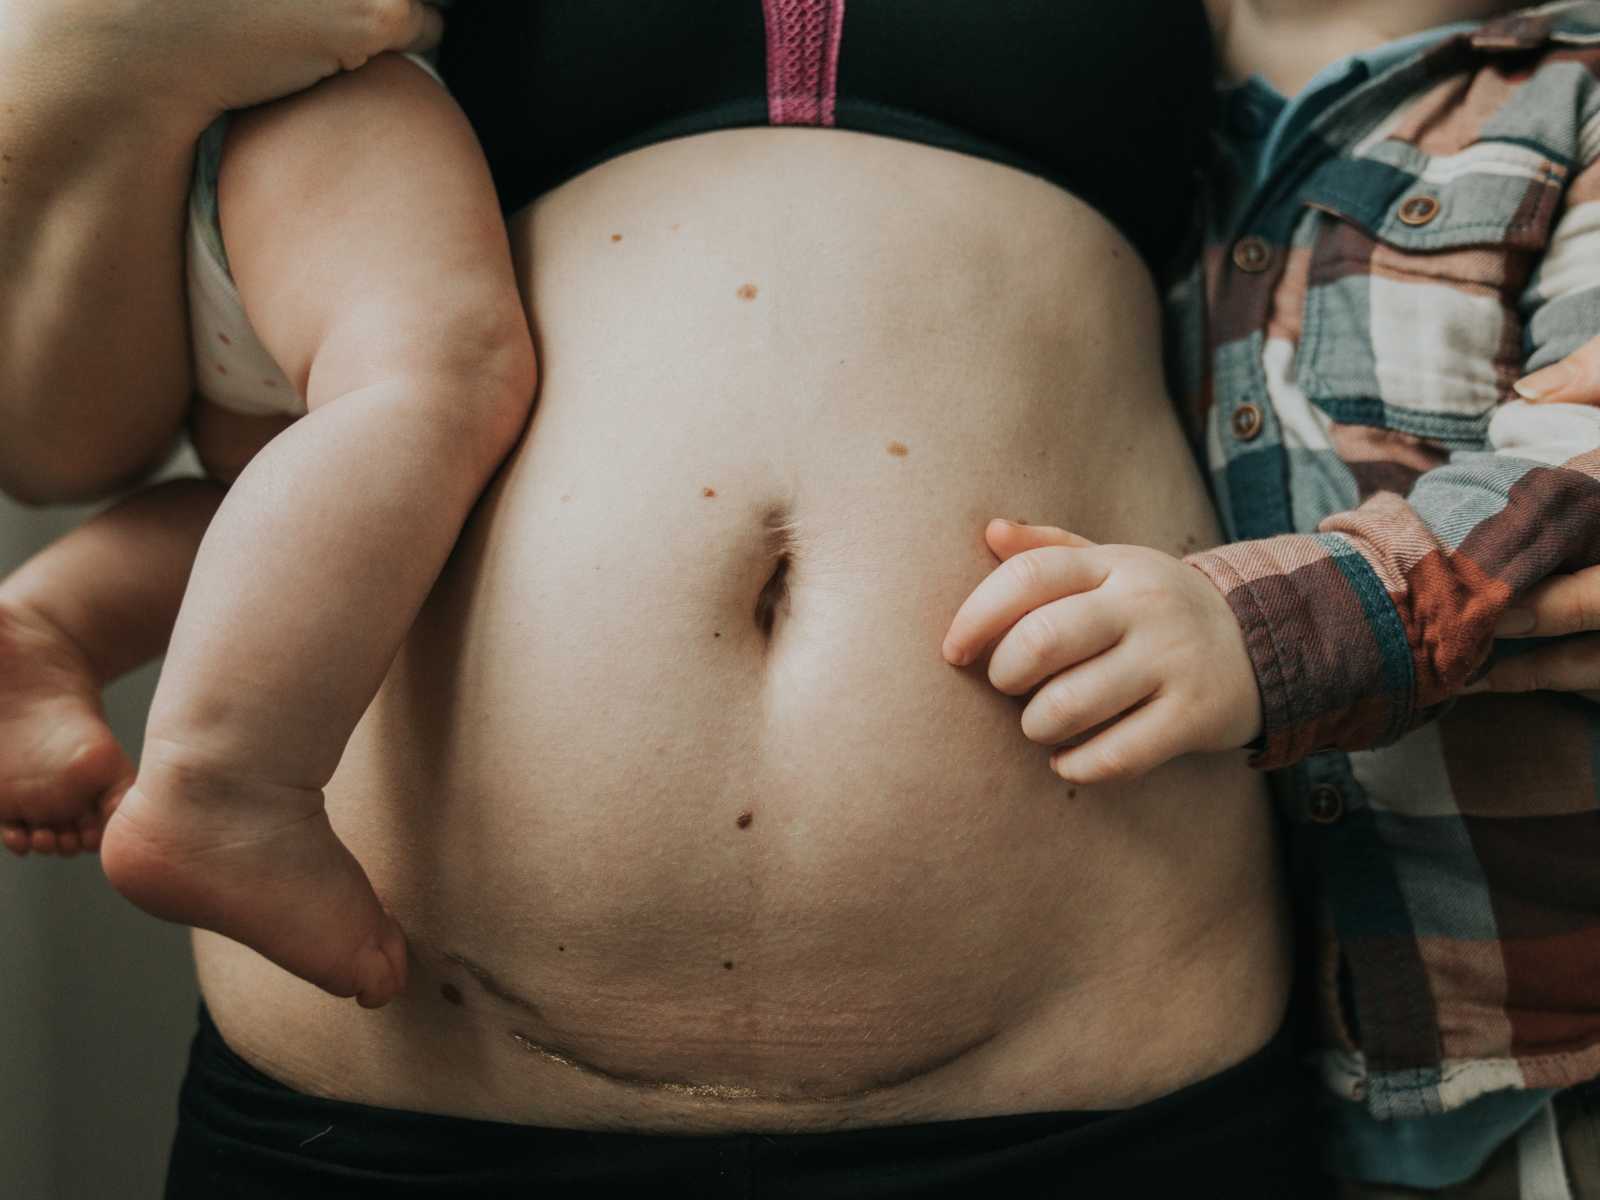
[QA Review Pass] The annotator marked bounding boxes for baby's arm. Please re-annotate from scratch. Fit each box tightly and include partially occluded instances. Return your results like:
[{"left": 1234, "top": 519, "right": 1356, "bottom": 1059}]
[
  {"left": 944, "top": 123, "right": 1600, "bottom": 783},
  {"left": 1180, "top": 174, "right": 1600, "bottom": 770},
  {"left": 0, "top": 480, "right": 224, "bottom": 855}
]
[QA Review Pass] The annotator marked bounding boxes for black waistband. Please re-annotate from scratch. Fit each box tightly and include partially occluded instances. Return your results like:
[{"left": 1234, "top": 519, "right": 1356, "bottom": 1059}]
[{"left": 165, "top": 1000, "right": 1327, "bottom": 1198}]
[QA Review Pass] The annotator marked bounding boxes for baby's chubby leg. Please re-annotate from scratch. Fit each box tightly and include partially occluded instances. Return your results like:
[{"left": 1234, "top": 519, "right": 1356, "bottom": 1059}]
[{"left": 99, "top": 56, "right": 535, "bottom": 1008}]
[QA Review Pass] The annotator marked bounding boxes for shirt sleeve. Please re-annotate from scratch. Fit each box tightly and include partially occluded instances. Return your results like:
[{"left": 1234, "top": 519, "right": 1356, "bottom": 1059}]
[{"left": 1186, "top": 159, "right": 1600, "bottom": 771}]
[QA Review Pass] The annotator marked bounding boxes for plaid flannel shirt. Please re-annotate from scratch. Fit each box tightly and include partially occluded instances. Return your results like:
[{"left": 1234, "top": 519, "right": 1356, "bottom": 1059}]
[{"left": 1167, "top": 2, "right": 1600, "bottom": 1118}]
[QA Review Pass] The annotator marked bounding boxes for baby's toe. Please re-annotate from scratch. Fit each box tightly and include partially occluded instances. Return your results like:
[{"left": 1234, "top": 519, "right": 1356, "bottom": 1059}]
[
  {"left": 53, "top": 827, "right": 82, "bottom": 857},
  {"left": 1, "top": 822, "right": 29, "bottom": 856},
  {"left": 76, "top": 812, "right": 103, "bottom": 853},
  {"left": 29, "top": 826, "right": 57, "bottom": 855}
]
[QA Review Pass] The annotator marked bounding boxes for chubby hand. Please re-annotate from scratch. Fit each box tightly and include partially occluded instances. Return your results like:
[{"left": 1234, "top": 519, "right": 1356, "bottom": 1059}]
[{"left": 941, "top": 519, "right": 1263, "bottom": 785}]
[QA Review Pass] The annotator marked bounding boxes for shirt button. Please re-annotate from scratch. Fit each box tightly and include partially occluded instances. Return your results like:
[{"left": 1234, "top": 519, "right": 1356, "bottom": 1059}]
[
  {"left": 1231, "top": 403, "right": 1265, "bottom": 441},
  {"left": 1308, "top": 784, "right": 1345, "bottom": 824},
  {"left": 1397, "top": 195, "right": 1440, "bottom": 226},
  {"left": 1232, "top": 236, "right": 1274, "bottom": 273}
]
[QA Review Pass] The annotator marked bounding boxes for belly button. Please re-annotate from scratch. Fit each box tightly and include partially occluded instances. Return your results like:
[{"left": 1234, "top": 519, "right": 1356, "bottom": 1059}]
[
  {"left": 754, "top": 506, "right": 798, "bottom": 639},
  {"left": 753, "top": 553, "right": 790, "bottom": 638}
]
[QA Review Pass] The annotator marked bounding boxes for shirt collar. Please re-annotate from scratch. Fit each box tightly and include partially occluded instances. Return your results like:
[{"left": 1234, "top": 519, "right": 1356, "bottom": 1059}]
[{"left": 1221, "top": 21, "right": 1479, "bottom": 189}]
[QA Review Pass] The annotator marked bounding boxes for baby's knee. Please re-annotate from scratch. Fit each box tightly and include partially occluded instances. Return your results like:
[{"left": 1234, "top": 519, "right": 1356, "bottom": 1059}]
[
  {"left": 312, "top": 285, "right": 536, "bottom": 458},
  {"left": 446, "top": 302, "right": 538, "bottom": 462}
]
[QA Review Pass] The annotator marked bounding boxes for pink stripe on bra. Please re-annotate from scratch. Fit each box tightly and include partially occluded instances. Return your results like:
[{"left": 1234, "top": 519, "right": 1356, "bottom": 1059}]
[{"left": 761, "top": 0, "right": 846, "bottom": 127}]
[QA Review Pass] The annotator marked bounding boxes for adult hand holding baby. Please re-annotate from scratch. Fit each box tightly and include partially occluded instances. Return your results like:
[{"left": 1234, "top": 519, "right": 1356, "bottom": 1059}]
[
  {"left": 14, "top": 0, "right": 444, "bottom": 124},
  {"left": 0, "top": 1, "right": 442, "bottom": 502},
  {"left": 1468, "top": 337, "right": 1600, "bottom": 700}
]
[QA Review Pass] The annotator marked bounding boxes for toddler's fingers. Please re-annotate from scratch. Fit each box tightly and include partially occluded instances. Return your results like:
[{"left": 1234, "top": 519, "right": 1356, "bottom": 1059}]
[
  {"left": 1051, "top": 696, "right": 1186, "bottom": 786},
  {"left": 76, "top": 810, "right": 103, "bottom": 853},
  {"left": 1021, "top": 647, "right": 1158, "bottom": 746},
  {"left": 944, "top": 546, "right": 1107, "bottom": 667},
  {"left": 985, "top": 519, "right": 1096, "bottom": 561},
  {"left": 989, "top": 595, "right": 1123, "bottom": 695}
]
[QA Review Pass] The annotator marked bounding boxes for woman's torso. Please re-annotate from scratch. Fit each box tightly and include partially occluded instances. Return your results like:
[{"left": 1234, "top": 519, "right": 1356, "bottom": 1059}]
[
  {"left": 195, "top": 126, "right": 1289, "bottom": 1135},
  {"left": 195, "top": 0, "right": 1287, "bottom": 1135}
]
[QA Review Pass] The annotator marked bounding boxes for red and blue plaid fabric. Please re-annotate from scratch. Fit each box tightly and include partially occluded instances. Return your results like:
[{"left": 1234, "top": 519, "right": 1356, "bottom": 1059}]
[{"left": 1168, "top": 2, "right": 1600, "bottom": 1118}]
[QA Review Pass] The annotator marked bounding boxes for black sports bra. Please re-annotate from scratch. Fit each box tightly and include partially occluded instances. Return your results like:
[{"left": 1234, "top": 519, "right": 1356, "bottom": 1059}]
[{"left": 438, "top": 1, "right": 1212, "bottom": 271}]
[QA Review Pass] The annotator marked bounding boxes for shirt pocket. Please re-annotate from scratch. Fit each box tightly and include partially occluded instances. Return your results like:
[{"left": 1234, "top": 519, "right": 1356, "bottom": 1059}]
[{"left": 1294, "top": 145, "right": 1564, "bottom": 449}]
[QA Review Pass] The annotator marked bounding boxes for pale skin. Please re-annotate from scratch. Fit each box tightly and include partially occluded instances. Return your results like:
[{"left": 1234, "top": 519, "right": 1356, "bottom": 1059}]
[
  {"left": 941, "top": 0, "right": 1600, "bottom": 783},
  {"left": 0, "top": 0, "right": 444, "bottom": 503},
  {"left": 6, "top": 5, "right": 1600, "bottom": 879},
  {"left": 0, "top": 50, "right": 536, "bottom": 1012}
]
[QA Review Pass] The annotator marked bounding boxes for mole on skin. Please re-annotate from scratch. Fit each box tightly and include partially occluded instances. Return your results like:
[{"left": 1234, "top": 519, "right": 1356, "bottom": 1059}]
[
  {"left": 737, "top": 283, "right": 759, "bottom": 301},
  {"left": 440, "top": 982, "right": 464, "bottom": 1006},
  {"left": 702, "top": 486, "right": 717, "bottom": 498},
  {"left": 610, "top": 233, "right": 623, "bottom": 243},
  {"left": 723, "top": 961, "right": 735, "bottom": 970},
  {"left": 887, "top": 441, "right": 909, "bottom": 457},
  {"left": 736, "top": 810, "right": 753, "bottom": 829}
]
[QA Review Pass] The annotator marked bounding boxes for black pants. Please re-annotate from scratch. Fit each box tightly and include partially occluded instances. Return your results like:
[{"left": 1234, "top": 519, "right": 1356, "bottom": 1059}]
[{"left": 166, "top": 1002, "right": 1327, "bottom": 1198}]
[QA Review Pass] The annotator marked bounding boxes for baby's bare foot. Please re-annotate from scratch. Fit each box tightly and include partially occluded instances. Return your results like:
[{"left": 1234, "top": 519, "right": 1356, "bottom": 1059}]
[
  {"left": 0, "top": 602, "right": 132, "bottom": 857},
  {"left": 100, "top": 747, "right": 408, "bottom": 1007}
]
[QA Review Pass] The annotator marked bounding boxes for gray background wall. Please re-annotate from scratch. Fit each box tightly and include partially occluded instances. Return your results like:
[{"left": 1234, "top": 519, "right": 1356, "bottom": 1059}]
[{"left": 0, "top": 458, "right": 202, "bottom": 1200}]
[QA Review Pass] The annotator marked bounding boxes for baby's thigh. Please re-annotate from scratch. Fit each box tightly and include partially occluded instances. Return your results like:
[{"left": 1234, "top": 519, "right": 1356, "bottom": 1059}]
[
  {"left": 188, "top": 401, "right": 295, "bottom": 485},
  {"left": 214, "top": 54, "right": 527, "bottom": 405}
]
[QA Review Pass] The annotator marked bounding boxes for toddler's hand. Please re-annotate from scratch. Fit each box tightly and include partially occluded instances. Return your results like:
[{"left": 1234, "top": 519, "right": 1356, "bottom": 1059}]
[{"left": 942, "top": 519, "right": 1262, "bottom": 785}]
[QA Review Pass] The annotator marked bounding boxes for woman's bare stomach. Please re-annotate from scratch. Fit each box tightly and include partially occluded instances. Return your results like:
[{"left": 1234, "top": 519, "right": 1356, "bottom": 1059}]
[{"left": 194, "top": 128, "right": 1289, "bottom": 1134}]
